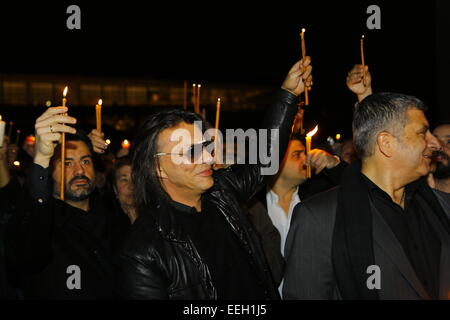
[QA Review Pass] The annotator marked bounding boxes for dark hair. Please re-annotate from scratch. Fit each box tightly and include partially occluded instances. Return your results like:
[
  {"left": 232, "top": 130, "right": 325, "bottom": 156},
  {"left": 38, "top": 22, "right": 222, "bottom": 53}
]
[
  {"left": 131, "top": 109, "right": 204, "bottom": 213},
  {"left": 353, "top": 92, "right": 428, "bottom": 159},
  {"left": 432, "top": 121, "right": 450, "bottom": 132},
  {"left": 51, "top": 129, "right": 94, "bottom": 166},
  {"left": 112, "top": 155, "right": 132, "bottom": 186}
]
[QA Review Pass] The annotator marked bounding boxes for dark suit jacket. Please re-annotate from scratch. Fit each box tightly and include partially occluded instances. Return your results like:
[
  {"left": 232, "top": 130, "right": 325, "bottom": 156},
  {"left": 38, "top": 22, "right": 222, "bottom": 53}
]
[{"left": 283, "top": 187, "right": 450, "bottom": 300}]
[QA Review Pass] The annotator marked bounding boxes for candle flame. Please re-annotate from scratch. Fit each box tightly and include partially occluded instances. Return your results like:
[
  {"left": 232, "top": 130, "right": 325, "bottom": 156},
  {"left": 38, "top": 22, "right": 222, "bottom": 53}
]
[
  {"left": 0, "top": 115, "right": 2, "bottom": 121},
  {"left": 193, "top": 83, "right": 196, "bottom": 87},
  {"left": 307, "top": 125, "right": 319, "bottom": 137},
  {"left": 63, "top": 86, "right": 68, "bottom": 97},
  {"left": 217, "top": 98, "right": 221, "bottom": 102},
  {"left": 105, "top": 139, "right": 111, "bottom": 145},
  {"left": 25, "top": 135, "right": 36, "bottom": 144},
  {"left": 13, "top": 161, "right": 20, "bottom": 167},
  {"left": 121, "top": 139, "right": 131, "bottom": 149},
  {"left": 98, "top": 99, "right": 103, "bottom": 106},
  {"left": 336, "top": 133, "right": 341, "bottom": 141},
  {"left": 302, "top": 28, "right": 306, "bottom": 33},
  {"left": 198, "top": 84, "right": 201, "bottom": 88},
  {"left": 362, "top": 35, "right": 365, "bottom": 39}
]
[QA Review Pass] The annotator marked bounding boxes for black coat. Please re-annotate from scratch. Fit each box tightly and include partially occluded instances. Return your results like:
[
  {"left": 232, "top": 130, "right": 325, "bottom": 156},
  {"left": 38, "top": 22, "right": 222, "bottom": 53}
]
[
  {"left": 245, "top": 161, "right": 348, "bottom": 287},
  {"left": 13, "top": 189, "right": 118, "bottom": 299},
  {"left": 0, "top": 177, "right": 22, "bottom": 299},
  {"left": 114, "top": 89, "right": 298, "bottom": 300},
  {"left": 6, "top": 162, "right": 131, "bottom": 300}
]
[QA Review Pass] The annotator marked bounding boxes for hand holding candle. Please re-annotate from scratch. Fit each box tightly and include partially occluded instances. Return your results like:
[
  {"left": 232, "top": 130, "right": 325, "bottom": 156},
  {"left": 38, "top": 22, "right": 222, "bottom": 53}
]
[
  {"left": 281, "top": 57, "right": 313, "bottom": 97},
  {"left": 306, "top": 125, "right": 318, "bottom": 179}
]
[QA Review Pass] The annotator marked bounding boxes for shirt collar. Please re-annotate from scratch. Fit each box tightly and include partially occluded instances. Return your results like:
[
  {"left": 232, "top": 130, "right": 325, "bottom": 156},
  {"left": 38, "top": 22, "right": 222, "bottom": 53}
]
[
  {"left": 267, "top": 186, "right": 300, "bottom": 205},
  {"left": 360, "top": 172, "right": 424, "bottom": 202}
]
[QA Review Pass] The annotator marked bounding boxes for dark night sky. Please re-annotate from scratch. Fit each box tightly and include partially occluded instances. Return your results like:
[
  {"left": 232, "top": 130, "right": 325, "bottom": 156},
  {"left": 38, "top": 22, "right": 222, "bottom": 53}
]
[{"left": 0, "top": 1, "right": 442, "bottom": 141}]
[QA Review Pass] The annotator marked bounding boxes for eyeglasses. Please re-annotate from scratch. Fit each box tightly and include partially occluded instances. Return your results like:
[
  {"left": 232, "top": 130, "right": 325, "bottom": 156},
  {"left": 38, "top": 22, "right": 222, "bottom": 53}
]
[{"left": 155, "top": 140, "right": 215, "bottom": 163}]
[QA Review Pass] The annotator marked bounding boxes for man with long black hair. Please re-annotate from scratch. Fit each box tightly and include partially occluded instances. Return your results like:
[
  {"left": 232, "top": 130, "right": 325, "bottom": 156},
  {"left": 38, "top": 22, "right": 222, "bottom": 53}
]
[{"left": 114, "top": 57, "right": 313, "bottom": 299}]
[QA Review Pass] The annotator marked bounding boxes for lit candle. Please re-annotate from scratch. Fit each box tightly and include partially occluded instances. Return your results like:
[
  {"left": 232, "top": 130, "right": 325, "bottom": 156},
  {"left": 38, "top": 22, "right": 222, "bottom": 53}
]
[
  {"left": 105, "top": 139, "right": 111, "bottom": 145},
  {"left": 96, "top": 99, "right": 103, "bottom": 133},
  {"left": 60, "top": 86, "right": 68, "bottom": 201},
  {"left": 62, "top": 86, "right": 68, "bottom": 107},
  {"left": 214, "top": 98, "right": 221, "bottom": 159},
  {"left": 13, "top": 161, "right": 20, "bottom": 168},
  {"left": 300, "top": 28, "right": 309, "bottom": 106},
  {"left": 306, "top": 125, "right": 318, "bottom": 178},
  {"left": 361, "top": 35, "right": 366, "bottom": 86},
  {"left": 0, "top": 115, "right": 5, "bottom": 148},
  {"left": 121, "top": 139, "right": 131, "bottom": 150},
  {"left": 25, "top": 135, "right": 36, "bottom": 145},
  {"left": 336, "top": 133, "right": 341, "bottom": 141},
  {"left": 192, "top": 84, "right": 197, "bottom": 112},
  {"left": 196, "top": 84, "right": 201, "bottom": 114},
  {"left": 183, "top": 80, "right": 188, "bottom": 110}
]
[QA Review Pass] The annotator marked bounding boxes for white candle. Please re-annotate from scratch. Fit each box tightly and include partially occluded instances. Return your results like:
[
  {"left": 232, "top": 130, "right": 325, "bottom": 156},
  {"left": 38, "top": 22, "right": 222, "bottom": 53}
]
[{"left": 0, "top": 115, "right": 5, "bottom": 147}]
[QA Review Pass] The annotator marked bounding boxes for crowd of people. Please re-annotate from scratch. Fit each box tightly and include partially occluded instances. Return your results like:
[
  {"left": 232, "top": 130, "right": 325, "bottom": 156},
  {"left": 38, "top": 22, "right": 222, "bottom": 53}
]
[{"left": 0, "top": 57, "right": 449, "bottom": 300}]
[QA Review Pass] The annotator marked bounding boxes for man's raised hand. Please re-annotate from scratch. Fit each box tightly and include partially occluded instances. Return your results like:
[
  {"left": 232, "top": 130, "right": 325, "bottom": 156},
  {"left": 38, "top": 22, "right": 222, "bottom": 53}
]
[
  {"left": 34, "top": 106, "right": 76, "bottom": 168},
  {"left": 88, "top": 129, "right": 109, "bottom": 154},
  {"left": 281, "top": 57, "right": 313, "bottom": 96},
  {"left": 346, "top": 64, "right": 373, "bottom": 102}
]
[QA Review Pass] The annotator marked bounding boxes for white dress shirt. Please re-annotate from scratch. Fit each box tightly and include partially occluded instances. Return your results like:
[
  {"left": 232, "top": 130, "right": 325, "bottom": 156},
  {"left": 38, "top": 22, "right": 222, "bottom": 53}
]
[{"left": 266, "top": 187, "right": 301, "bottom": 255}]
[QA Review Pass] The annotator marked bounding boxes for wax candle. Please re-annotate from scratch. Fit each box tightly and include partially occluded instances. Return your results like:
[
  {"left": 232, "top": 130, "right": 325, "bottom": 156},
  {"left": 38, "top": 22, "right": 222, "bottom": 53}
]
[
  {"left": 96, "top": 99, "right": 103, "bottom": 133},
  {"left": 214, "top": 98, "right": 221, "bottom": 159},
  {"left": 60, "top": 86, "right": 68, "bottom": 200},
  {"left": 300, "top": 28, "right": 309, "bottom": 106},
  {"left": 361, "top": 35, "right": 366, "bottom": 86},
  {"left": 306, "top": 125, "right": 318, "bottom": 178},
  {"left": 0, "top": 115, "right": 5, "bottom": 148}
]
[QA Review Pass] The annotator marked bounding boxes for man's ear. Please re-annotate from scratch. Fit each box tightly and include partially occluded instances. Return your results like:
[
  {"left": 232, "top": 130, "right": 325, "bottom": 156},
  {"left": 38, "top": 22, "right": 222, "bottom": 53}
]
[{"left": 376, "top": 131, "right": 395, "bottom": 158}]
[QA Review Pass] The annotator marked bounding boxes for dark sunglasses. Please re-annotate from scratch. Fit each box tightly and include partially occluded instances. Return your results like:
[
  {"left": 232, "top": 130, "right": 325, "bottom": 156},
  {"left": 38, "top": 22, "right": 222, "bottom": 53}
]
[{"left": 155, "top": 139, "right": 215, "bottom": 163}]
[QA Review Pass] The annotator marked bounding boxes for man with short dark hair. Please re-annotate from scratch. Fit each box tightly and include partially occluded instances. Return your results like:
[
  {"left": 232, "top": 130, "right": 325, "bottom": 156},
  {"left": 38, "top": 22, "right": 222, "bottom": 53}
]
[
  {"left": 246, "top": 134, "right": 345, "bottom": 287},
  {"left": 9, "top": 107, "right": 119, "bottom": 299},
  {"left": 115, "top": 58, "right": 313, "bottom": 300},
  {"left": 284, "top": 92, "right": 450, "bottom": 300}
]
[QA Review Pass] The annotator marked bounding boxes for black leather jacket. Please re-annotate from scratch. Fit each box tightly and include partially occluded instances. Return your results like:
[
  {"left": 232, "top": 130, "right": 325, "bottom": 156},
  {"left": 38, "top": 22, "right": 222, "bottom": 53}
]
[{"left": 114, "top": 89, "right": 298, "bottom": 299}]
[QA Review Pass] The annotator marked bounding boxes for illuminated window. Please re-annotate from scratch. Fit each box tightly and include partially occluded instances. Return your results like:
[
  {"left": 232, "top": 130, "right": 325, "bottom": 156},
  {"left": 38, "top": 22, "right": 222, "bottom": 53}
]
[
  {"left": 103, "top": 85, "right": 125, "bottom": 106},
  {"left": 31, "top": 82, "right": 53, "bottom": 106},
  {"left": 81, "top": 84, "right": 102, "bottom": 106},
  {"left": 126, "top": 86, "right": 146, "bottom": 105},
  {"left": 3, "top": 81, "right": 26, "bottom": 105}
]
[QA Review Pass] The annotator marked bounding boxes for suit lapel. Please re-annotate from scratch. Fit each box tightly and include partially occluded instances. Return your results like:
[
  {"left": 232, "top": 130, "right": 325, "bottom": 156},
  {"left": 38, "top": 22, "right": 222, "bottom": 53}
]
[
  {"left": 422, "top": 206, "right": 450, "bottom": 300},
  {"left": 371, "top": 205, "right": 430, "bottom": 299}
]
